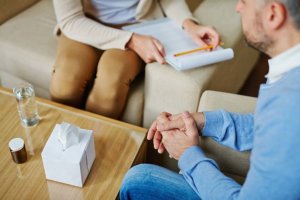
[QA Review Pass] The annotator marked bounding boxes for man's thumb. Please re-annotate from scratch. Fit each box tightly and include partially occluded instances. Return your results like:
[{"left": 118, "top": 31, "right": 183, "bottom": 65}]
[{"left": 182, "top": 111, "right": 198, "bottom": 135}]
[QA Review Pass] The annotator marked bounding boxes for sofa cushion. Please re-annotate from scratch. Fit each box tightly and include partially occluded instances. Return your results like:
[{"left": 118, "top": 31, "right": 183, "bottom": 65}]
[
  {"left": 0, "top": 0, "right": 40, "bottom": 24},
  {"left": 0, "top": 0, "right": 57, "bottom": 98},
  {"left": 199, "top": 90, "right": 257, "bottom": 113}
]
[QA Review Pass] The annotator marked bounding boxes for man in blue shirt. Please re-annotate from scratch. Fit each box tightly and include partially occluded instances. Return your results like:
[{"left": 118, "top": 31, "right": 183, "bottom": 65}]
[{"left": 120, "top": 0, "right": 300, "bottom": 199}]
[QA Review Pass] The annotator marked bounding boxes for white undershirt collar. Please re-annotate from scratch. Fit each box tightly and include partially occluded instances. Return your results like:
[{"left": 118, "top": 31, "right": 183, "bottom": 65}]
[{"left": 266, "top": 43, "right": 300, "bottom": 84}]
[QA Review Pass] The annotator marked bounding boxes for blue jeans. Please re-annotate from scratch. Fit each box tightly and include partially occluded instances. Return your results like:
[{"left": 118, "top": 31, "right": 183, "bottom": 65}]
[{"left": 120, "top": 164, "right": 200, "bottom": 200}]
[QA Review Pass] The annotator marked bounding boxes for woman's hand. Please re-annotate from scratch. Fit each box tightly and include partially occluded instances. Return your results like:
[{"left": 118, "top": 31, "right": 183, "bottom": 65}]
[
  {"left": 183, "top": 19, "right": 221, "bottom": 49},
  {"left": 126, "top": 33, "right": 166, "bottom": 64}
]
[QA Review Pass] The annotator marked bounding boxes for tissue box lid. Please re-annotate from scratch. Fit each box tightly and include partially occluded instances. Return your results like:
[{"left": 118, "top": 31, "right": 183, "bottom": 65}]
[{"left": 42, "top": 124, "right": 93, "bottom": 163}]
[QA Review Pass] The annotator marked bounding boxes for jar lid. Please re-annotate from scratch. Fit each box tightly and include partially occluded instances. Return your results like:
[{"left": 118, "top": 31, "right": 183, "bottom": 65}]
[{"left": 9, "top": 138, "right": 25, "bottom": 152}]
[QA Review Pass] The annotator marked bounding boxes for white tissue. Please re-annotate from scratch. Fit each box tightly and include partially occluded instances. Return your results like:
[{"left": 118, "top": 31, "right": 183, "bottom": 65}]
[{"left": 57, "top": 122, "right": 80, "bottom": 150}]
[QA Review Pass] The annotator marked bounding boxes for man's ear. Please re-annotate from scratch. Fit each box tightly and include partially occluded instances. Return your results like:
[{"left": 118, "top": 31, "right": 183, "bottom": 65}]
[{"left": 266, "top": 2, "right": 287, "bottom": 30}]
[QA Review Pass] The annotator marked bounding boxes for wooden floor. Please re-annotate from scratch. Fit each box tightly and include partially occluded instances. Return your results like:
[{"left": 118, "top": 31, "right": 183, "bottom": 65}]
[{"left": 239, "top": 53, "right": 269, "bottom": 97}]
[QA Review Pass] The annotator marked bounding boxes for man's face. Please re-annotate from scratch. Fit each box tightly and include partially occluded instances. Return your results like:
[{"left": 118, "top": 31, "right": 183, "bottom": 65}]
[{"left": 236, "top": 0, "right": 273, "bottom": 53}]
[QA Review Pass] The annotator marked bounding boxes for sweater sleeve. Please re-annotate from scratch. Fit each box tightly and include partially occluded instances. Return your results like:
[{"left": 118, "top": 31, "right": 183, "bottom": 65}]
[
  {"left": 202, "top": 110, "right": 254, "bottom": 151},
  {"left": 159, "top": 0, "right": 199, "bottom": 26},
  {"left": 179, "top": 146, "right": 242, "bottom": 199},
  {"left": 53, "top": 0, "right": 132, "bottom": 50}
]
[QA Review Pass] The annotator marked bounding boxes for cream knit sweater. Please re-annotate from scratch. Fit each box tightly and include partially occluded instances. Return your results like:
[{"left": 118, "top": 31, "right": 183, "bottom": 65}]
[{"left": 53, "top": 0, "right": 197, "bottom": 50}]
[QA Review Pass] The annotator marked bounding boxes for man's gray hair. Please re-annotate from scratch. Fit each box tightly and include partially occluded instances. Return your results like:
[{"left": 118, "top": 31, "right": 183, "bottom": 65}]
[{"left": 284, "top": 0, "right": 300, "bottom": 29}]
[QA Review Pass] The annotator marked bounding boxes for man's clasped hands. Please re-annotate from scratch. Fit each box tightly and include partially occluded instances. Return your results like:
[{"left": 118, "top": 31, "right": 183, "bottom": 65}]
[{"left": 147, "top": 111, "right": 205, "bottom": 159}]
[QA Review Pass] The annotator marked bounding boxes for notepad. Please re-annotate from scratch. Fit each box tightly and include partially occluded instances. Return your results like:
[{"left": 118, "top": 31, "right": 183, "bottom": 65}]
[{"left": 123, "top": 18, "right": 234, "bottom": 71}]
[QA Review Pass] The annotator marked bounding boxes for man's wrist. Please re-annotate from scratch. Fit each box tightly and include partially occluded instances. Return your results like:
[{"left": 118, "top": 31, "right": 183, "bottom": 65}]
[{"left": 192, "top": 112, "right": 205, "bottom": 135}]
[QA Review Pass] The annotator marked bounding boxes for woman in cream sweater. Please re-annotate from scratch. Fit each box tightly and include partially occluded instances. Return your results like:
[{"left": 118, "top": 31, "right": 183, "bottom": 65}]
[{"left": 50, "top": 0, "right": 220, "bottom": 119}]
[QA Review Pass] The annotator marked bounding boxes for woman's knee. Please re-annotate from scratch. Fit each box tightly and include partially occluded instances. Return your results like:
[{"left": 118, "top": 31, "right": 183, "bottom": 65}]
[
  {"left": 50, "top": 63, "right": 88, "bottom": 98},
  {"left": 86, "top": 49, "right": 144, "bottom": 117},
  {"left": 98, "top": 49, "right": 144, "bottom": 85},
  {"left": 50, "top": 59, "right": 97, "bottom": 107}
]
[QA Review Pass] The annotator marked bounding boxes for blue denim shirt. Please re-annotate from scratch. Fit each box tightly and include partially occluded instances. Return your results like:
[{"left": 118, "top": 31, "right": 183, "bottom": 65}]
[{"left": 179, "top": 67, "right": 300, "bottom": 200}]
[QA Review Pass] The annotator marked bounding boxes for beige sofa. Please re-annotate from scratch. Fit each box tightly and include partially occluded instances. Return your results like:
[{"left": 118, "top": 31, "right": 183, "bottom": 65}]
[{"left": 0, "top": 0, "right": 259, "bottom": 127}]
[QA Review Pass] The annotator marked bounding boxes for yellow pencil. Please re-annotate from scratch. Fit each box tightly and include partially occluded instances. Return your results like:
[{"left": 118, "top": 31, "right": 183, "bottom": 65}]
[
  {"left": 174, "top": 42, "right": 224, "bottom": 57},
  {"left": 174, "top": 45, "right": 214, "bottom": 57}
]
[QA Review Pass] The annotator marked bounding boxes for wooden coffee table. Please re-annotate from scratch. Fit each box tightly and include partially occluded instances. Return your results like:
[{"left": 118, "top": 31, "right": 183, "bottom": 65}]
[{"left": 0, "top": 86, "right": 147, "bottom": 199}]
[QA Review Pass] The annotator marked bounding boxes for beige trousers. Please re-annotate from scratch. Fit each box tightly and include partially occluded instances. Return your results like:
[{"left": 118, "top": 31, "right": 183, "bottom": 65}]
[{"left": 50, "top": 34, "right": 144, "bottom": 119}]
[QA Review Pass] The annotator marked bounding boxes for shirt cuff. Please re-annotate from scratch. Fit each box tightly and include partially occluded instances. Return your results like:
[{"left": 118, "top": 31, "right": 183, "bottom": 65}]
[
  {"left": 179, "top": 146, "right": 220, "bottom": 173},
  {"left": 202, "top": 110, "right": 225, "bottom": 138},
  {"left": 178, "top": 146, "right": 207, "bottom": 171}
]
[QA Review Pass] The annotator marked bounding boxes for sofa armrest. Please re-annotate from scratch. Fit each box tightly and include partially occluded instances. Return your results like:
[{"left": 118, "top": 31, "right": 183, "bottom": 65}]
[
  {"left": 0, "top": 0, "right": 39, "bottom": 24},
  {"left": 199, "top": 90, "right": 257, "bottom": 113},
  {"left": 198, "top": 91, "right": 257, "bottom": 182}
]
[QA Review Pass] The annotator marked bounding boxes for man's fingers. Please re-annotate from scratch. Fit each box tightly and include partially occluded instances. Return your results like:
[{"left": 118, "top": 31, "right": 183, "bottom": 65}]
[
  {"left": 168, "top": 114, "right": 181, "bottom": 121},
  {"left": 157, "top": 142, "right": 165, "bottom": 154},
  {"left": 157, "top": 118, "right": 184, "bottom": 131},
  {"left": 157, "top": 112, "right": 181, "bottom": 131},
  {"left": 149, "top": 112, "right": 173, "bottom": 150},
  {"left": 157, "top": 112, "right": 172, "bottom": 123},
  {"left": 148, "top": 112, "right": 171, "bottom": 140},
  {"left": 147, "top": 121, "right": 157, "bottom": 140},
  {"left": 153, "top": 131, "right": 162, "bottom": 149},
  {"left": 156, "top": 112, "right": 172, "bottom": 131}
]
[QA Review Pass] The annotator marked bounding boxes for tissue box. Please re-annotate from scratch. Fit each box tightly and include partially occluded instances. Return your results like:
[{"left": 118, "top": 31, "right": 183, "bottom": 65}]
[{"left": 41, "top": 124, "right": 96, "bottom": 187}]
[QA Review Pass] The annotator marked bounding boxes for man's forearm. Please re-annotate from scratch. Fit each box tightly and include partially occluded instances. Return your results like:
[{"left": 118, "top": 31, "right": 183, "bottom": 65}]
[{"left": 202, "top": 110, "right": 254, "bottom": 151}]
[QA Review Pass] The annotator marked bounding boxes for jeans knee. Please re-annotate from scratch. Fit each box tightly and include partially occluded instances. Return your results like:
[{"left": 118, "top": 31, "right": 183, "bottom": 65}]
[
  {"left": 120, "top": 164, "right": 154, "bottom": 199},
  {"left": 126, "top": 164, "right": 152, "bottom": 178},
  {"left": 122, "top": 164, "right": 152, "bottom": 185}
]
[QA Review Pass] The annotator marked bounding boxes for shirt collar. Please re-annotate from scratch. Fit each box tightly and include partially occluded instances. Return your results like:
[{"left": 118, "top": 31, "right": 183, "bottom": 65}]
[{"left": 266, "top": 43, "right": 300, "bottom": 84}]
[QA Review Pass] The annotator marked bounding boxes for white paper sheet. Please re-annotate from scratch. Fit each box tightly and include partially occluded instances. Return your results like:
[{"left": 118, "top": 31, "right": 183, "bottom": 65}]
[{"left": 123, "top": 18, "right": 234, "bottom": 70}]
